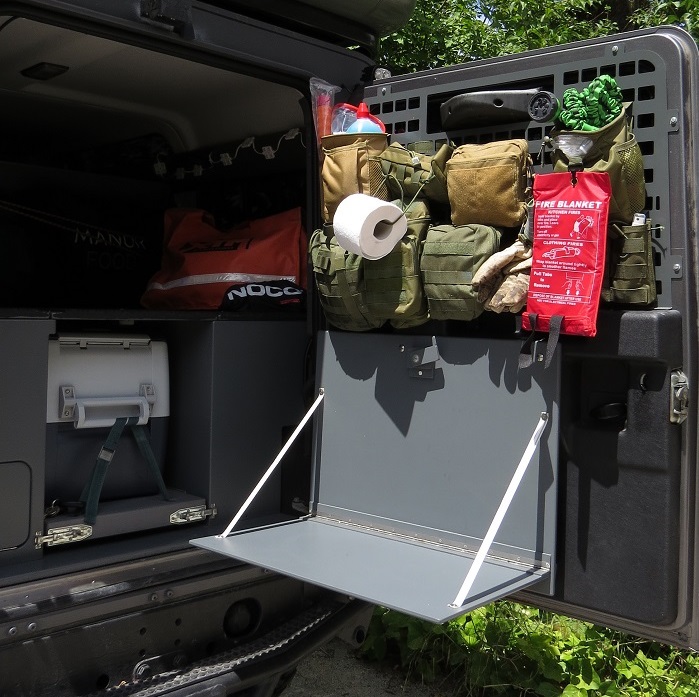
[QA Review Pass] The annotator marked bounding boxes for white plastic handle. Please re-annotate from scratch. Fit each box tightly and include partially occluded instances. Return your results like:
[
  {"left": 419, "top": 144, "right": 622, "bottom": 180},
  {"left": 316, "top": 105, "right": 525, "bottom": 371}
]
[{"left": 74, "top": 396, "right": 150, "bottom": 429}]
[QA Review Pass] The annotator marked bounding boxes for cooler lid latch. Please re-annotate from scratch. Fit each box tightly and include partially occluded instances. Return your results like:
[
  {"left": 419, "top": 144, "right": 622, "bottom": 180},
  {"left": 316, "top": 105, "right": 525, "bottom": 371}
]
[{"left": 35, "top": 524, "right": 93, "bottom": 549}]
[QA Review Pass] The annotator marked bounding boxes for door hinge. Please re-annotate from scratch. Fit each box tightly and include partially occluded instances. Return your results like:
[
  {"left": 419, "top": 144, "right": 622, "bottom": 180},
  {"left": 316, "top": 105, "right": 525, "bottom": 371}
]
[
  {"left": 35, "top": 524, "right": 93, "bottom": 549},
  {"left": 140, "top": 0, "right": 192, "bottom": 35},
  {"left": 670, "top": 369, "right": 689, "bottom": 424},
  {"left": 170, "top": 504, "right": 217, "bottom": 525}
]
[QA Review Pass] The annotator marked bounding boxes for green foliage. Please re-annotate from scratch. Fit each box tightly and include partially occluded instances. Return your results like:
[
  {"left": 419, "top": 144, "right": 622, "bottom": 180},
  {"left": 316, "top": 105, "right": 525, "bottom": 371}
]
[
  {"left": 630, "top": 0, "right": 699, "bottom": 36},
  {"left": 378, "top": 0, "right": 699, "bottom": 73},
  {"left": 360, "top": 603, "right": 699, "bottom": 696}
]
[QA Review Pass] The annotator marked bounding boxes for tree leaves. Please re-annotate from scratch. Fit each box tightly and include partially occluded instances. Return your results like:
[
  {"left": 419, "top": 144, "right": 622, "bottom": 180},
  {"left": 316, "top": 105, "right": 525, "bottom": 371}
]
[{"left": 378, "top": 0, "right": 698, "bottom": 73}]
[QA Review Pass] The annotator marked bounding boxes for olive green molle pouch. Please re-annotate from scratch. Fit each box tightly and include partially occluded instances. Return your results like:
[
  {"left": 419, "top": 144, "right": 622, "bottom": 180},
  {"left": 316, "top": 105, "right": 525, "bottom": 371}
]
[
  {"left": 309, "top": 224, "right": 383, "bottom": 331},
  {"left": 550, "top": 106, "right": 646, "bottom": 225},
  {"left": 446, "top": 139, "right": 530, "bottom": 228},
  {"left": 602, "top": 219, "right": 657, "bottom": 305},
  {"left": 309, "top": 199, "right": 431, "bottom": 331},
  {"left": 321, "top": 133, "right": 389, "bottom": 222},
  {"left": 364, "top": 198, "right": 431, "bottom": 329},
  {"left": 420, "top": 223, "right": 501, "bottom": 321},
  {"left": 376, "top": 142, "right": 454, "bottom": 205}
]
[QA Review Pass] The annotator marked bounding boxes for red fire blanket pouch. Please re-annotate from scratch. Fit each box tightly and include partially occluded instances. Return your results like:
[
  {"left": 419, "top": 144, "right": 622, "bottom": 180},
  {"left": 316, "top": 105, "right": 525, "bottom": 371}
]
[
  {"left": 141, "top": 207, "right": 307, "bottom": 310},
  {"left": 520, "top": 171, "right": 611, "bottom": 367}
]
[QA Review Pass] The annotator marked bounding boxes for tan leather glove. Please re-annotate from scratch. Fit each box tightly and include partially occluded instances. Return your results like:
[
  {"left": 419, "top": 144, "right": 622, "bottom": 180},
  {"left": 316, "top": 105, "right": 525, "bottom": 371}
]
[
  {"left": 485, "top": 255, "right": 532, "bottom": 313},
  {"left": 472, "top": 239, "right": 528, "bottom": 303},
  {"left": 473, "top": 239, "right": 532, "bottom": 311}
]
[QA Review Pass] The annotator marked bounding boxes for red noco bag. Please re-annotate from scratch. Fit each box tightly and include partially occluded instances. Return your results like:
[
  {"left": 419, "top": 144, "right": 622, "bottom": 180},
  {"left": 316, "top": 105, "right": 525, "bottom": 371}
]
[
  {"left": 141, "top": 207, "right": 307, "bottom": 310},
  {"left": 522, "top": 171, "right": 611, "bottom": 352}
]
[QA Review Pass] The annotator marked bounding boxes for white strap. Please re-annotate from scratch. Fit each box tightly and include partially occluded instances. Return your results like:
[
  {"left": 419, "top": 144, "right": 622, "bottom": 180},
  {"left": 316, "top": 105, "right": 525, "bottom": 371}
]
[
  {"left": 450, "top": 412, "right": 549, "bottom": 609},
  {"left": 218, "top": 389, "right": 325, "bottom": 538}
]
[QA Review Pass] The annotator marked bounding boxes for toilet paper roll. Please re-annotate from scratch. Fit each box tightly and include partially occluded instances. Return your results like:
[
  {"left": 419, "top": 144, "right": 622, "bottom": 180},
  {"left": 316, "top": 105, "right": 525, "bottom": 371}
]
[{"left": 333, "top": 194, "right": 407, "bottom": 260}]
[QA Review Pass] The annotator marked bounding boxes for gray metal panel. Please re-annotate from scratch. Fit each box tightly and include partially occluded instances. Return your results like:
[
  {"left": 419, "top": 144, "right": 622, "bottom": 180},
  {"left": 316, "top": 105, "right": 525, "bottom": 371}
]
[
  {"left": 0, "top": 319, "right": 54, "bottom": 561},
  {"left": 0, "top": 462, "right": 31, "bottom": 550},
  {"left": 365, "top": 27, "right": 697, "bottom": 311},
  {"left": 193, "top": 331, "right": 559, "bottom": 621},
  {"left": 167, "top": 321, "right": 308, "bottom": 523},
  {"left": 315, "top": 332, "right": 559, "bottom": 565},
  {"left": 194, "top": 518, "right": 549, "bottom": 623}
]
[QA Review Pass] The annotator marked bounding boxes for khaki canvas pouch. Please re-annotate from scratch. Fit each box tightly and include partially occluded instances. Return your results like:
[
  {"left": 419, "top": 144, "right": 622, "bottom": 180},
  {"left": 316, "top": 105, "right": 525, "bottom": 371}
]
[
  {"left": 446, "top": 139, "right": 530, "bottom": 228},
  {"left": 321, "top": 133, "right": 389, "bottom": 222},
  {"left": 551, "top": 107, "right": 646, "bottom": 224}
]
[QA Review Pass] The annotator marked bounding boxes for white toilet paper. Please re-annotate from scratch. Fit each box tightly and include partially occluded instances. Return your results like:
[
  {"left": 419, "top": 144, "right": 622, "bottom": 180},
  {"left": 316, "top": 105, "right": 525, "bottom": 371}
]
[{"left": 333, "top": 194, "right": 407, "bottom": 260}]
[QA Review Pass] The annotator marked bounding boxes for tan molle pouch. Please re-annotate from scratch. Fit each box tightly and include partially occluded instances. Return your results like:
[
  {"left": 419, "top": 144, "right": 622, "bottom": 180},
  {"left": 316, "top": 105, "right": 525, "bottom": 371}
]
[
  {"left": 550, "top": 107, "right": 646, "bottom": 225},
  {"left": 321, "top": 133, "right": 389, "bottom": 222},
  {"left": 446, "top": 139, "right": 530, "bottom": 228}
]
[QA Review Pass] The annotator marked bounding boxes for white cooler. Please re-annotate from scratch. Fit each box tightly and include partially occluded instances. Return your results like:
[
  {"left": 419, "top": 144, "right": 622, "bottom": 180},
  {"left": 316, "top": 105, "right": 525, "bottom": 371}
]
[
  {"left": 45, "top": 334, "right": 170, "bottom": 511},
  {"left": 39, "top": 334, "right": 213, "bottom": 548}
]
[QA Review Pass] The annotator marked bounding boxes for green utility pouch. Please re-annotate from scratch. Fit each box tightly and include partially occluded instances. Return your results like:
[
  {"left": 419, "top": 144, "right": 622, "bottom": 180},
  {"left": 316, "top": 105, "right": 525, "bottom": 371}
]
[
  {"left": 550, "top": 107, "right": 646, "bottom": 225},
  {"left": 321, "top": 133, "right": 389, "bottom": 222},
  {"left": 420, "top": 223, "right": 501, "bottom": 321},
  {"left": 446, "top": 139, "right": 530, "bottom": 228},
  {"left": 310, "top": 226, "right": 381, "bottom": 331},
  {"left": 310, "top": 199, "right": 431, "bottom": 330},
  {"left": 602, "top": 220, "right": 657, "bottom": 305},
  {"left": 375, "top": 142, "right": 454, "bottom": 204}
]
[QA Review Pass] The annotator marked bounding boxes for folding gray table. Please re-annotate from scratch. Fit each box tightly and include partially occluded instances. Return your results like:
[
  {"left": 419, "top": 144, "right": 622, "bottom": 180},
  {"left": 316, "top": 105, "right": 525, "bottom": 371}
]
[{"left": 193, "top": 330, "right": 560, "bottom": 623}]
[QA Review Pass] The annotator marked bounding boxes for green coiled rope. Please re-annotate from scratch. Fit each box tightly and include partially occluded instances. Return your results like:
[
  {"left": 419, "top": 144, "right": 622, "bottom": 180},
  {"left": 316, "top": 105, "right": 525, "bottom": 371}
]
[{"left": 558, "top": 75, "right": 623, "bottom": 131}]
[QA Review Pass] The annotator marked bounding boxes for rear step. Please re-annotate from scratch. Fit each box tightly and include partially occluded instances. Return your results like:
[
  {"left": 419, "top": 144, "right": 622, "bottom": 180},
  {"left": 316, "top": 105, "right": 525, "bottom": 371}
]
[{"left": 86, "top": 600, "right": 366, "bottom": 696}]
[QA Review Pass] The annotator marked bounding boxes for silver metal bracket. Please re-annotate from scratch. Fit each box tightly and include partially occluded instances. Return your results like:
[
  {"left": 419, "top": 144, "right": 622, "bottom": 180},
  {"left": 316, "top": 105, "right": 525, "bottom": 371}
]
[
  {"left": 170, "top": 504, "right": 217, "bottom": 525},
  {"left": 670, "top": 369, "right": 689, "bottom": 424},
  {"left": 59, "top": 385, "right": 76, "bottom": 420},
  {"left": 35, "top": 524, "right": 93, "bottom": 549},
  {"left": 407, "top": 336, "right": 441, "bottom": 378},
  {"left": 530, "top": 339, "right": 546, "bottom": 364}
]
